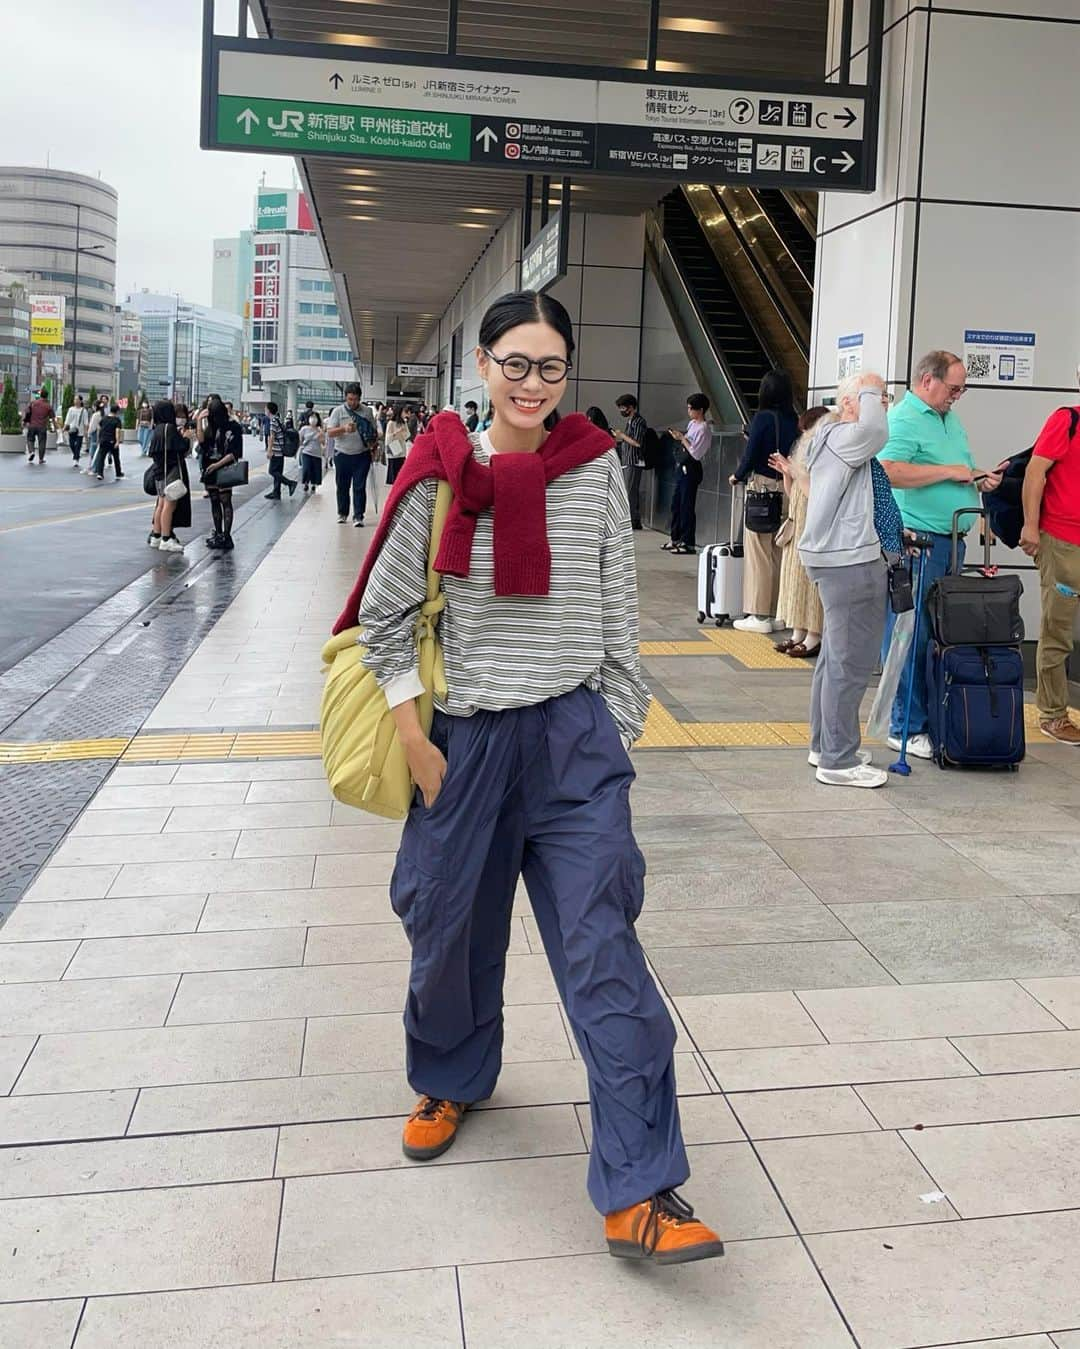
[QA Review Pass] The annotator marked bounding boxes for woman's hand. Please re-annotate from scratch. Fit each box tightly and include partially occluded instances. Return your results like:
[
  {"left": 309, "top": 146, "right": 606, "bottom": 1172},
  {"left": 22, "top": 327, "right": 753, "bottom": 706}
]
[
  {"left": 403, "top": 732, "right": 447, "bottom": 808},
  {"left": 768, "top": 452, "right": 791, "bottom": 480},
  {"left": 728, "top": 474, "right": 739, "bottom": 487}
]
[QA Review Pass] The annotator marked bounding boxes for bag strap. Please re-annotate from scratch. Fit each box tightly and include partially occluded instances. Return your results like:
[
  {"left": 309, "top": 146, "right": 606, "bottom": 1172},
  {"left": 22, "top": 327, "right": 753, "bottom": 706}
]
[{"left": 424, "top": 480, "right": 453, "bottom": 607}]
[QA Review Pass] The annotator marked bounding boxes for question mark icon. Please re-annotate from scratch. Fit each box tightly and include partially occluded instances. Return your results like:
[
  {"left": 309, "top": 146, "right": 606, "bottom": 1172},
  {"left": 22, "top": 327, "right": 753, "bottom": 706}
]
[{"left": 729, "top": 98, "right": 753, "bottom": 124}]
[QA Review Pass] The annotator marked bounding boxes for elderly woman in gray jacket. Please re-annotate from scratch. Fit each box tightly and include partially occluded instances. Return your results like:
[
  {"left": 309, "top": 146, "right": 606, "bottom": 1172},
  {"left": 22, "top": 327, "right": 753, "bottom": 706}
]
[{"left": 799, "top": 372, "right": 891, "bottom": 789}]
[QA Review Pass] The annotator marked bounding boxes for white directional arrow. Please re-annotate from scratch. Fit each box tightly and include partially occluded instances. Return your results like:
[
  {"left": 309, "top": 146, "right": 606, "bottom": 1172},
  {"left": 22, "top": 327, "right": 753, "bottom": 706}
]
[
  {"left": 831, "top": 150, "right": 856, "bottom": 173},
  {"left": 474, "top": 125, "right": 498, "bottom": 152},
  {"left": 236, "top": 108, "right": 260, "bottom": 135}
]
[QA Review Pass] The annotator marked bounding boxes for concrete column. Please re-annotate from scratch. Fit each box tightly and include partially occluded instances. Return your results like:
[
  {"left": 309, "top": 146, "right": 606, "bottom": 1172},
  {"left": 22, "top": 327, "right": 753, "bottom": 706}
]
[{"left": 811, "top": 0, "right": 1080, "bottom": 454}]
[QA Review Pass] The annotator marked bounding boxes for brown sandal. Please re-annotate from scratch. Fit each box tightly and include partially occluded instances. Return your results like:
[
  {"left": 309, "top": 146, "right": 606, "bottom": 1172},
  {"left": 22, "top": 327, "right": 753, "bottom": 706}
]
[
  {"left": 774, "top": 638, "right": 798, "bottom": 653},
  {"left": 787, "top": 642, "right": 821, "bottom": 658}
]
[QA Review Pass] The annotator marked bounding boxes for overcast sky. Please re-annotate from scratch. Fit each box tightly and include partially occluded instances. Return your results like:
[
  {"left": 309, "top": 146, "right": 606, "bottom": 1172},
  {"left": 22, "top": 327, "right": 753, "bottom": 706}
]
[{"left": 7, "top": 0, "right": 291, "bottom": 306}]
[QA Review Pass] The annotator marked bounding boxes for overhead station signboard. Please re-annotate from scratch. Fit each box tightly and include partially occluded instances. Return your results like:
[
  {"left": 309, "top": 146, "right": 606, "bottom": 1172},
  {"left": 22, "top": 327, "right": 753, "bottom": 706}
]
[
  {"left": 397, "top": 362, "right": 437, "bottom": 379},
  {"left": 205, "top": 39, "right": 875, "bottom": 192},
  {"left": 521, "top": 211, "right": 569, "bottom": 294}
]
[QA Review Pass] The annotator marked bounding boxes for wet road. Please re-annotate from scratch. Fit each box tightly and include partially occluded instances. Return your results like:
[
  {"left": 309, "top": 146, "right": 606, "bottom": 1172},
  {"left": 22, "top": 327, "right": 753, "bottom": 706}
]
[{"left": 0, "top": 435, "right": 271, "bottom": 673}]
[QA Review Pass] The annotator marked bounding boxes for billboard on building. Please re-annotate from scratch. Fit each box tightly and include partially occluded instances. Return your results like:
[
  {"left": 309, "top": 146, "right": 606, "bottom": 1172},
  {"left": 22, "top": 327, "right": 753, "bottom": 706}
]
[
  {"left": 30, "top": 295, "right": 65, "bottom": 346},
  {"left": 256, "top": 190, "right": 289, "bottom": 231},
  {"left": 255, "top": 188, "right": 314, "bottom": 233}
]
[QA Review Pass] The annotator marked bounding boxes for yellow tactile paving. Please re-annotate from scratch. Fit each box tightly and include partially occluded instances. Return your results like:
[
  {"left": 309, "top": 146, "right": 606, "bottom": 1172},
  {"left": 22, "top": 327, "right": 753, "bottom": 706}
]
[
  {"left": 699, "top": 628, "right": 811, "bottom": 670},
  {"left": 121, "top": 731, "right": 323, "bottom": 762},
  {"left": 0, "top": 738, "right": 131, "bottom": 764},
  {"left": 4, "top": 706, "right": 1077, "bottom": 765},
  {"left": 684, "top": 721, "right": 788, "bottom": 748},
  {"left": 636, "top": 700, "right": 697, "bottom": 749},
  {"left": 767, "top": 721, "right": 814, "bottom": 746},
  {"left": 639, "top": 640, "right": 727, "bottom": 656}
]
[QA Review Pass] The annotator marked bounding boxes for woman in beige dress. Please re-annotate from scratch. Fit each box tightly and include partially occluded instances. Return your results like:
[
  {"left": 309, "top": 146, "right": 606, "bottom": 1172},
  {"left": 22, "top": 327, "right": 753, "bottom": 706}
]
[{"left": 771, "top": 407, "right": 831, "bottom": 658}]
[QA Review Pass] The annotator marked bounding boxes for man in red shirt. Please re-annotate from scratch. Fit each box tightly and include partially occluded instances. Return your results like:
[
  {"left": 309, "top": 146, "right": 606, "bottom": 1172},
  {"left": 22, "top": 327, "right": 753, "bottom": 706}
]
[
  {"left": 1021, "top": 389, "right": 1080, "bottom": 744},
  {"left": 22, "top": 388, "right": 54, "bottom": 465}
]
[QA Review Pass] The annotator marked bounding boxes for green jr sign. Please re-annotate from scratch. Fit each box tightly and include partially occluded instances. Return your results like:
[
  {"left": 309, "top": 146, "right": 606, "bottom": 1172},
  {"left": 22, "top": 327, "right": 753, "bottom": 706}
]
[{"left": 218, "top": 95, "right": 471, "bottom": 162}]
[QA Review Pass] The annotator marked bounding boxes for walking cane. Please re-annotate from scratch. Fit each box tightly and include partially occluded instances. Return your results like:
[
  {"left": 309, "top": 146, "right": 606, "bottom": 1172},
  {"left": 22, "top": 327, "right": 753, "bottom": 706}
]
[{"left": 888, "top": 543, "right": 930, "bottom": 777}]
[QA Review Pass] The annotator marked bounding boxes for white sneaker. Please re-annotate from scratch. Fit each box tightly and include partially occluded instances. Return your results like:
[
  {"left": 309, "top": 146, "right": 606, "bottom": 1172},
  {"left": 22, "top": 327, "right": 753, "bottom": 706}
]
[
  {"left": 338, "top": 515, "right": 348, "bottom": 524},
  {"left": 158, "top": 535, "right": 184, "bottom": 553},
  {"left": 887, "top": 733, "right": 934, "bottom": 760},
  {"left": 816, "top": 763, "right": 888, "bottom": 789},
  {"left": 733, "top": 616, "right": 774, "bottom": 635},
  {"left": 809, "top": 748, "right": 872, "bottom": 768},
  {"left": 771, "top": 619, "right": 787, "bottom": 631}
]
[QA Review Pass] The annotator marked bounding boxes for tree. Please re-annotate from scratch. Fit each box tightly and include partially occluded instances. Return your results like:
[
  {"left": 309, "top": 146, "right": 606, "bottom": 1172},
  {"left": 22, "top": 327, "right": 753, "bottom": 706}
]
[
  {"left": 87, "top": 384, "right": 98, "bottom": 410},
  {"left": 122, "top": 391, "right": 137, "bottom": 430},
  {"left": 0, "top": 376, "right": 20, "bottom": 434},
  {"left": 61, "top": 383, "right": 74, "bottom": 420}
]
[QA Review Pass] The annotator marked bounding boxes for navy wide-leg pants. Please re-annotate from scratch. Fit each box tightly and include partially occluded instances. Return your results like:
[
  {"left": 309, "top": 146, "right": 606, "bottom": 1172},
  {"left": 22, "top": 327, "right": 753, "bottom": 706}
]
[{"left": 389, "top": 686, "right": 689, "bottom": 1215}]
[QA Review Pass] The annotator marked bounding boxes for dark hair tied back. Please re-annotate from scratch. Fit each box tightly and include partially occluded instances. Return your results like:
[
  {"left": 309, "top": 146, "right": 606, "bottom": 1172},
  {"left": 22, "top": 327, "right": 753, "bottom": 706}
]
[{"left": 478, "top": 289, "right": 575, "bottom": 431}]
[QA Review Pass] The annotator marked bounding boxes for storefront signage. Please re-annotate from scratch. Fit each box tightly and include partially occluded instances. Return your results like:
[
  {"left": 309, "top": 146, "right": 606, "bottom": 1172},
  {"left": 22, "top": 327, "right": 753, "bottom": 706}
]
[
  {"left": 29, "top": 295, "right": 65, "bottom": 346},
  {"left": 205, "top": 39, "right": 875, "bottom": 191},
  {"left": 396, "top": 362, "right": 437, "bottom": 379}
]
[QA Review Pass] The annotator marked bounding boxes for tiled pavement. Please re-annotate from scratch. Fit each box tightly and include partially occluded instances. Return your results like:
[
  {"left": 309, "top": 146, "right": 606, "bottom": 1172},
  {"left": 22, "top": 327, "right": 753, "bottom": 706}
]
[{"left": 4, "top": 494, "right": 1080, "bottom": 1347}]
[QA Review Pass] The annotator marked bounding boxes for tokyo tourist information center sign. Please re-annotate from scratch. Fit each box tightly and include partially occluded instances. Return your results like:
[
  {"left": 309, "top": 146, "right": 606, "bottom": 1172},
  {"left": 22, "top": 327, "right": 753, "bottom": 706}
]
[{"left": 204, "top": 38, "right": 877, "bottom": 193}]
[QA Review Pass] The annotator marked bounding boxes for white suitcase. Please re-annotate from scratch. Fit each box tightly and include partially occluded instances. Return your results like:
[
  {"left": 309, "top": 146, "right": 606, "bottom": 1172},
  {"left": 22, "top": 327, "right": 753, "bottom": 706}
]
[{"left": 696, "top": 490, "right": 744, "bottom": 627}]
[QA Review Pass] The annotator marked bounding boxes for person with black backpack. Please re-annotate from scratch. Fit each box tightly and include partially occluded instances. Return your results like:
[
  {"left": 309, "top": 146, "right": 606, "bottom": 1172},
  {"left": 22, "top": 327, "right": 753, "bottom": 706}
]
[
  {"left": 326, "top": 381, "right": 379, "bottom": 526},
  {"left": 613, "top": 394, "right": 648, "bottom": 530}
]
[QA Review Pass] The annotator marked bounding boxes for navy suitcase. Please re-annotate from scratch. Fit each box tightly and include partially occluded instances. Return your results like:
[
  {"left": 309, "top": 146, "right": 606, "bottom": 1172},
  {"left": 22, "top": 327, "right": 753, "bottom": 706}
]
[{"left": 926, "top": 641, "right": 1025, "bottom": 769}]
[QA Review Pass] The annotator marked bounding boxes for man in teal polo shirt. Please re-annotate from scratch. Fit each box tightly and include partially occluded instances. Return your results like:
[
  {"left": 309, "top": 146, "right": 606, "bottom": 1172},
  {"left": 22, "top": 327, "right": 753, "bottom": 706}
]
[{"left": 879, "top": 349, "right": 1001, "bottom": 758}]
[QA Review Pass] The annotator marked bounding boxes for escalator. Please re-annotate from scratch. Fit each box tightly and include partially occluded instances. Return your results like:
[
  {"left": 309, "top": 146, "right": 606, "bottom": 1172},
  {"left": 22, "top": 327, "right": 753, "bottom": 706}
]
[
  {"left": 653, "top": 183, "right": 819, "bottom": 417},
  {"left": 752, "top": 189, "right": 816, "bottom": 284},
  {"left": 659, "top": 189, "right": 775, "bottom": 417}
]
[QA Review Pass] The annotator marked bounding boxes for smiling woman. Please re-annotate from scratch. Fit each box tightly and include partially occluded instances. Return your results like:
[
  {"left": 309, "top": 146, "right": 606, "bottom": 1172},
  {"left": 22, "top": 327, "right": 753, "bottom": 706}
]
[{"left": 331, "top": 287, "right": 725, "bottom": 1267}]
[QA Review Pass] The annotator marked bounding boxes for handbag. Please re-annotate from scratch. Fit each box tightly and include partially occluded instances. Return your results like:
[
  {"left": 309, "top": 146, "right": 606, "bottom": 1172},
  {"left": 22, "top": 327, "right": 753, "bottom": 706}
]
[
  {"left": 142, "top": 462, "right": 158, "bottom": 497},
  {"left": 320, "top": 480, "right": 452, "bottom": 819},
  {"left": 280, "top": 455, "right": 300, "bottom": 483},
  {"left": 774, "top": 517, "right": 795, "bottom": 548},
  {"left": 213, "top": 459, "right": 249, "bottom": 489},
  {"left": 745, "top": 485, "right": 783, "bottom": 534}
]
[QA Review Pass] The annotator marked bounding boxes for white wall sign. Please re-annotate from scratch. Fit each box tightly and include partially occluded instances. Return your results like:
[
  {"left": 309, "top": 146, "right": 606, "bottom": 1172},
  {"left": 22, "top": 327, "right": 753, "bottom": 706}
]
[
  {"left": 963, "top": 330, "right": 1035, "bottom": 386},
  {"left": 837, "top": 332, "right": 863, "bottom": 380},
  {"left": 396, "top": 362, "right": 437, "bottom": 379}
]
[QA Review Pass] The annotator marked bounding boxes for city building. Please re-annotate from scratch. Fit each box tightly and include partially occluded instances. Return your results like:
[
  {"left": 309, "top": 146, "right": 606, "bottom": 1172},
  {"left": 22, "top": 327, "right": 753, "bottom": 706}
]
[
  {"left": 0, "top": 167, "right": 118, "bottom": 396},
  {"left": 211, "top": 232, "right": 254, "bottom": 318},
  {"left": 125, "top": 291, "right": 243, "bottom": 407},
  {"left": 116, "top": 311, "right": 145, "bottom": 397},
  {"left": 0, "top": 269, "right": 31, "bottom": 399},
  {"left": 215, "top": 187, "right": 362, "bottom": 415}
]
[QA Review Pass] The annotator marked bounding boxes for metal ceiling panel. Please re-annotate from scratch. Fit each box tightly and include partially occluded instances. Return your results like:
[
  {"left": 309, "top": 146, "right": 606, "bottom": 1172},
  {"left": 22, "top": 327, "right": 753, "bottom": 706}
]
[{"left": 251, "top": 0, "right": 828, "bottom": 365}]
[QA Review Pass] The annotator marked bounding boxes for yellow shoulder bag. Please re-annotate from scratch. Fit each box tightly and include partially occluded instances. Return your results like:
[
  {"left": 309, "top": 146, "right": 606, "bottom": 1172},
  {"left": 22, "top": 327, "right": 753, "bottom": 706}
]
[{"left": 319, "top": 479, "right": 452, "bottom": 818}]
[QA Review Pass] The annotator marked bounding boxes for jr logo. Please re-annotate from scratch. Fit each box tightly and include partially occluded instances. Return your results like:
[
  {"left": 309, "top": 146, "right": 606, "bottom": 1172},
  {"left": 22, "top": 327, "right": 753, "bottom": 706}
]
[{"left": 267, "top": 109, "right": 305, "bottom": 133}]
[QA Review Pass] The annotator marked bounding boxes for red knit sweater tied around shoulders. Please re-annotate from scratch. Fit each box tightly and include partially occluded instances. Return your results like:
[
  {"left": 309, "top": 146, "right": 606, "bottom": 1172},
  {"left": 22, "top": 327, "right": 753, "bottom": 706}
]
[{"left": 332, "top": 411, "right": 614, "bottom": 635}]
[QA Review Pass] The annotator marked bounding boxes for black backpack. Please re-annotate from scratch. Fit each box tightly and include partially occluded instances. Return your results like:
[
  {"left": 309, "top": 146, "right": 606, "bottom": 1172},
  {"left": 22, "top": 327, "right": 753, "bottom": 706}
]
[
  {"left": 282, "top": 425, "right": 300, "bottom": 456},
  {"left": 983, "top": 407, "right": 1078, "bottom": 549},
  {"left": 642, "top": 426, "right": 661, "bottom": 470}
]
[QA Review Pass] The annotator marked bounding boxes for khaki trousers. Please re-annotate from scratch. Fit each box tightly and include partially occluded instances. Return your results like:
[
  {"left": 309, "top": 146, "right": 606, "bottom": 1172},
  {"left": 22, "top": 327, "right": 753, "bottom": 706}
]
[
  {"left": 743, "top": 475, "right": 785, "bottom": 617},
  {"left": 1036, "top": 531, "right": 1080, "bottom": 720}
]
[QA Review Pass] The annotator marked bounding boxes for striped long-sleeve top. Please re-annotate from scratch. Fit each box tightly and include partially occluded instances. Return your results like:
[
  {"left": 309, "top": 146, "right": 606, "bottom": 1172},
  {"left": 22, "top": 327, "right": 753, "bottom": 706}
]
[{"left": 357, "top": 430, "right": 652, "bottom": 743}]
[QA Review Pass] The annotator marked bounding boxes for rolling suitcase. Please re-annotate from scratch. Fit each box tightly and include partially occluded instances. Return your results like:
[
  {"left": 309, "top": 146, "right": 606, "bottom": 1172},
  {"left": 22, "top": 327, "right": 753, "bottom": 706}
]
[
  {"left": 697, "top": 489, "right": 744, "bottom": 627},
  {"left": 926, "top": 640, "right": 1025, "bottom": 768},
  {"left": 925, "top": 508, "right": 1026, "bottom": 769}
]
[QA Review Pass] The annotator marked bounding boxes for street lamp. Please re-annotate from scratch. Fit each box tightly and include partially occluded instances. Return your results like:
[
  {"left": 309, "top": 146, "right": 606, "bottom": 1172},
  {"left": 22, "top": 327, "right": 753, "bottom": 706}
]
[{"left": 70, "top": 202, "right": 107, "bottom": 394}]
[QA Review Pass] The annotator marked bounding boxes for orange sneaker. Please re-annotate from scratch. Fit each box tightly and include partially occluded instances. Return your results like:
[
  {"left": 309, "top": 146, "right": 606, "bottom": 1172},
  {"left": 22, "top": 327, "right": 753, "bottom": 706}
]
[
  {"left": 401, "top": 1096, "right": 468, "bottom": 1161},
  {"left": 605, "top": 1189, "right": 725, "bottom": 1265}
]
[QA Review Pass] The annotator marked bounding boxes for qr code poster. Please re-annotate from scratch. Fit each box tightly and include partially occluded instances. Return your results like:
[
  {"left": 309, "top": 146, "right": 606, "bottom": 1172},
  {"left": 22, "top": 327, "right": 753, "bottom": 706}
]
[
  {"left": 963, "top": 330, "right": 1036, "bottom": 386},
  {"left": 837, "top": 332, "right": 863, "bottom": 381}
]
